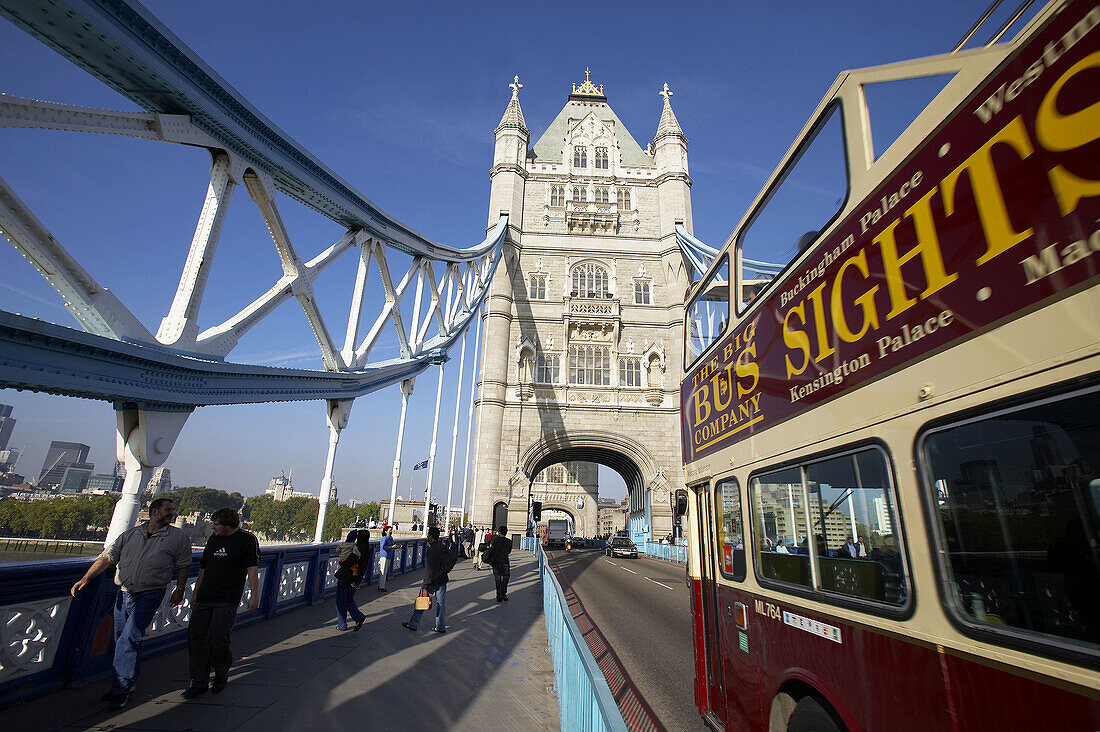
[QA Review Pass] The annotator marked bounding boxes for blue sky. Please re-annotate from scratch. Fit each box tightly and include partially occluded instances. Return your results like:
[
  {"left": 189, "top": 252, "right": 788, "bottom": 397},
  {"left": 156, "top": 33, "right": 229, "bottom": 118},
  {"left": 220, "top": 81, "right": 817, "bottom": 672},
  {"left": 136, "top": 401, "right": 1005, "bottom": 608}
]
[{"left": 0, "top": 0, "right": 1028, "bottom": 505}]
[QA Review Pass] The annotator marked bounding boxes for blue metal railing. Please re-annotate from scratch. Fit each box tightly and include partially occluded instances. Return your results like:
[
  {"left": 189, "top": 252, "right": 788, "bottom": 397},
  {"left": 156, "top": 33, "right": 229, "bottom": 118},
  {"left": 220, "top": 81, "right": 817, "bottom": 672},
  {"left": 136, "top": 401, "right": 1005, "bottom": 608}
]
[
  {"left": 0, "top": 538, "right": 427, "bottom": 710},
  {"left": 642, "top": 541, "right": 688, "bottom": 564},
  {"left": 532, "top": 541, "right": 627, "bottom": 732}
]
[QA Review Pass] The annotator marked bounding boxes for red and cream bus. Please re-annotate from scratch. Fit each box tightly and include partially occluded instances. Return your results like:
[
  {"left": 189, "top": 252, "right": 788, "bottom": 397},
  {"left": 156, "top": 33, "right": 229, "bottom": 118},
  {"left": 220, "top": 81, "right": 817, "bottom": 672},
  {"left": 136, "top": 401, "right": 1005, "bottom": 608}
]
[{"left": 678, "top": 1, "right": 1100, "bottom": 729}]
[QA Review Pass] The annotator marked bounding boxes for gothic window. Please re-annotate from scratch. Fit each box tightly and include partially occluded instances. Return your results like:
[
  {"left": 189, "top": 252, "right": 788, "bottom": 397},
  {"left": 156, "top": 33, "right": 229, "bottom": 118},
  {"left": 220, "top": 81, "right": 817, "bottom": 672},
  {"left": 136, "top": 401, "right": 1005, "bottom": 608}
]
[
  {"left": 548, "top": 465, "right": 565, "bottom": 483},
  {"left": 529, "top": 274, "right": 547, "bottom": 300},
  {"left": 550, "top": 185, "right": 565, "bottom": 207},
  {"left": 617, "top": 189, "right": 631, "bottom": 210},
  {"left": 573, "top": 186, "right": 587, "bottom": 204},
  {"left": 569, "top": 344, "right": 611, "bottom": 385},
  {"left": 536, "top": 353, "right": 559, "bottom": 383},
  {"left": 620, "top": 357, "right": 643, "bottom": 387},
  {"left": 573, "top": 146, "right": 587, "bottom": 168},
  {"left": 633, "top": 279, "right": 651, "bottom": 304},
  {"left": 595, "top": 186, "right": 609, "bottom": 204},
  {"left": 595, "top": 147, "right": 609, "bottom": 169},
  {"left": 571, "top": 262, "right": 609, "bottom": 298}
]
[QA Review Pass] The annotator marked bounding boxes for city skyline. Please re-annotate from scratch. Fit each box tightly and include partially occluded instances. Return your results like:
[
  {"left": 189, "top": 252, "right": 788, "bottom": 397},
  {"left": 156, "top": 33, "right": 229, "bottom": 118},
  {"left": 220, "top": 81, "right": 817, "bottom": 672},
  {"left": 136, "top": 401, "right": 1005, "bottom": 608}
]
[{"left": 0, "top": 1, "right": 1012, "bottom": 505}]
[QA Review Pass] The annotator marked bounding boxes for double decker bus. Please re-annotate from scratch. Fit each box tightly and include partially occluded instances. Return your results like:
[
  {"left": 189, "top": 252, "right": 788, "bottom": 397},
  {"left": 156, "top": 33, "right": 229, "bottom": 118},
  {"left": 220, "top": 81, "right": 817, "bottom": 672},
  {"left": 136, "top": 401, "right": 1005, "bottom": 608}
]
[{"left": 679, "top": 1, "right": 1100, "bottom": 730}]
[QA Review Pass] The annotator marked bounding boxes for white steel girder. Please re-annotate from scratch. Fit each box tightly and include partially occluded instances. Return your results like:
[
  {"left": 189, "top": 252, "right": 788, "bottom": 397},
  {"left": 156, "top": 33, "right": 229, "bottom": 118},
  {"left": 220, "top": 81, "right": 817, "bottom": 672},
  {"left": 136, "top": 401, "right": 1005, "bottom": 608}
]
[{"left": 0, "top": 95, "right": 505, "bottom": 385}]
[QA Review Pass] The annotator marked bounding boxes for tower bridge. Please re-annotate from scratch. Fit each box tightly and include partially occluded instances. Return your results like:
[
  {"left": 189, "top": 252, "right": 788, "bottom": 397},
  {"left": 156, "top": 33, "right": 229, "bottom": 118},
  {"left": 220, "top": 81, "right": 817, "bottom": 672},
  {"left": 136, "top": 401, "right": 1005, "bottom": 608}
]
[
  {"left": 0, "top": 1, "right": 787, "bottom": 726},
  {"left": 0, "top": 0, "right": 754, "bottom": 549}
]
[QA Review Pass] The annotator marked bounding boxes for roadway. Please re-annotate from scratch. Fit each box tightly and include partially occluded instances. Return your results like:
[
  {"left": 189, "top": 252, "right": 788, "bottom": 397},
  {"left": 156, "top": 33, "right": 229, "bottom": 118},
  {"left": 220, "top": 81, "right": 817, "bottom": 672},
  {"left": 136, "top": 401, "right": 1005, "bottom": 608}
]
[{"left": 548, "top": 548, "right": 707, "bottom": 732}]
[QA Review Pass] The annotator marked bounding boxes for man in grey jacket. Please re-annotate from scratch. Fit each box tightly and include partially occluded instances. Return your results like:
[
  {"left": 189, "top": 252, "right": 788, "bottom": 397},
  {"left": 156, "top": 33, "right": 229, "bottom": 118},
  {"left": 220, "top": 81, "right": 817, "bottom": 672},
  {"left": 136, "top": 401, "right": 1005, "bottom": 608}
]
[{"left": 71, "top": 497, "right": 192, "bottom": 709}]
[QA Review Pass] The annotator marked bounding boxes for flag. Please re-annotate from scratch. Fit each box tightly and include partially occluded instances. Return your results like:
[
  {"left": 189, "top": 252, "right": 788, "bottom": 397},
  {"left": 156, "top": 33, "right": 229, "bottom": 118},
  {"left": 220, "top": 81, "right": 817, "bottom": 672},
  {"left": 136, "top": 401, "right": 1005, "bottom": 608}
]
[{"left": 413, "top": 460, "right": 428, "bottom": 470}]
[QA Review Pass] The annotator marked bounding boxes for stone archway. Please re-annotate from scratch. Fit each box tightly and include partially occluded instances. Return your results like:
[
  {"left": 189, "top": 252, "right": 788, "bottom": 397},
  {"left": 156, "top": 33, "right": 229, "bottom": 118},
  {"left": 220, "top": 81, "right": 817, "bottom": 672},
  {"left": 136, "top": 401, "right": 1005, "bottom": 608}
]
[
  {"left": 502, "top": 429, "right": 673, "bottom": 541},
  {"left": 538, "top": 504, "right": 578, "bottom": 534}
]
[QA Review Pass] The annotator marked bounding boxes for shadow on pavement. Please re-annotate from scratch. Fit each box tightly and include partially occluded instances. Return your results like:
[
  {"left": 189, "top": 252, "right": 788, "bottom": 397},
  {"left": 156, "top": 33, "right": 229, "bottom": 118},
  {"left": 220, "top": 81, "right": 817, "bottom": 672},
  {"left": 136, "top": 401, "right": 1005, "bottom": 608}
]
[{"left": 0, "top": 553, "right": 558, "bottom": 732}]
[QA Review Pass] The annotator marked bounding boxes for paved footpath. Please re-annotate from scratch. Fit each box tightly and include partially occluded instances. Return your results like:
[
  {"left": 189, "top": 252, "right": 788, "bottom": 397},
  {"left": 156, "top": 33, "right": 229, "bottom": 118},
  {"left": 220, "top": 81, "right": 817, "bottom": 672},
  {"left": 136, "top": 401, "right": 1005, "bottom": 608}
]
[{"left": 1, "top": 551, "right": 558, "bottom": 732}]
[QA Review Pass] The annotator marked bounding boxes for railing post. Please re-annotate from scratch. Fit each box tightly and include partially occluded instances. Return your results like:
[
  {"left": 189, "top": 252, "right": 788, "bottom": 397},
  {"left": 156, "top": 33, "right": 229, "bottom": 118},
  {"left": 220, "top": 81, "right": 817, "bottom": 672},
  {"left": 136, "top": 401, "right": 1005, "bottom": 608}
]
[{"left": 264, "top": 549, "right": 284, "bottom": 620}]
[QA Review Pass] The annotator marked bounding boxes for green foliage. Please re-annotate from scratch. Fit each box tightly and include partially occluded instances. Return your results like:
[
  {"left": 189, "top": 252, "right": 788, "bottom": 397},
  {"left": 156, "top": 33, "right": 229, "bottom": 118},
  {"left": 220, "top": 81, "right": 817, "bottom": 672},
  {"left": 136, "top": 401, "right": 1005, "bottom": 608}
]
[
  {"left": 0, "top": 489, "right": 385, "bottom": 544},
  {"left": 0, "top": 495, "right": 119, "bottom": 539},
  {"left": 162, "top": 486, "right": 245, "bottom": 516},
  {"left": 319, "top": 501, "right": 381, "bottom": 542},
  {"left": 242, "top": 495, "right": 382, "bottom": 543}
]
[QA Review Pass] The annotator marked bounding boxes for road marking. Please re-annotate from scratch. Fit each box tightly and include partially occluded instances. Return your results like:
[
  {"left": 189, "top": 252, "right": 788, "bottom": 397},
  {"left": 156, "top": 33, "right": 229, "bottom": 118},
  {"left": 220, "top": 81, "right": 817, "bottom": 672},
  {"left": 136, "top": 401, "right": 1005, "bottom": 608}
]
[
  {"left": 620, "top": 566, "right": 637, "bottom": 574},
  {"left": 646, "top": 577, "right": 674, "bottom": 590}
]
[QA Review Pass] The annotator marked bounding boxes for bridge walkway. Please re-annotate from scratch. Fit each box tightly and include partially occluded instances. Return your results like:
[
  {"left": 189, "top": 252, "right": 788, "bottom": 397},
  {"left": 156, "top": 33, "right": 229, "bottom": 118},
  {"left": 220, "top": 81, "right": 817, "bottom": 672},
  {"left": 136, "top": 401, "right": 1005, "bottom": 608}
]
[{"left": 0, "top": 552, "right": 557, "bottom": 731}]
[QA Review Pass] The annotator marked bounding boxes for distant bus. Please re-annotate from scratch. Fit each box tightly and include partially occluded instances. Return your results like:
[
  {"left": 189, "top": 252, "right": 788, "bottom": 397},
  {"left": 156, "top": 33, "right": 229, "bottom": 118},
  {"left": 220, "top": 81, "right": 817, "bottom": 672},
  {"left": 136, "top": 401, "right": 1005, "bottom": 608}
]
[{"left": 678, "top": 1, "right": 1100, "bottom": 730}]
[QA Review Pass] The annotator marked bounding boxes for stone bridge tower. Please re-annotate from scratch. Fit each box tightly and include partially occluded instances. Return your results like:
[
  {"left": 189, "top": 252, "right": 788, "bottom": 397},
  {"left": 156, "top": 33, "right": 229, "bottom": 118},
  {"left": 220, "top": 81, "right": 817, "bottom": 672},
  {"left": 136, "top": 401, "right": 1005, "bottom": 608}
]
[{"left": 471, "top": 72, "right": 691, "bottom": 543}]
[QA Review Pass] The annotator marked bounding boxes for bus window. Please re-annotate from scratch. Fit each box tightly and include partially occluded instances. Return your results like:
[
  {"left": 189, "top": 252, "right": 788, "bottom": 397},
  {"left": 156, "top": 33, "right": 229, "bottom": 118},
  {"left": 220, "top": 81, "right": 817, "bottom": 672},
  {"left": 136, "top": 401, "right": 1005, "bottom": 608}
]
[
  {"left": 753, "top": 448, "right": 908, "bottom": 607},
  {"left": 921, "top": 388, "right": 1100, "bottom": 651},
  {"left": 685, "top": 255, "right": 729, "bottom": 367},
  {"left": 717, "top": 478, "right": 746, "bottom": 581},
  {"left": 806, "top": 450, "right": 907, "bottom": 605},
  {"left": 752, "top": 466, "right": 812, "bottom": 588},
  {"left": 736, "top": 104, "right": 847, "bottom": 312}
]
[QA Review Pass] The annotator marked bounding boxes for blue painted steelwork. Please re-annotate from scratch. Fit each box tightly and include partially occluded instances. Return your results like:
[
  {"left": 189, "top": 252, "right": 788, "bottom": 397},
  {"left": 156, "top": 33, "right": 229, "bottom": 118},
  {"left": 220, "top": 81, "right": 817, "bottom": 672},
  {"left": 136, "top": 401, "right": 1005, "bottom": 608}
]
[
  {"left": 676, "top": 223, "right": 784, "bottom": 281},
  {"left": 642, "top": 541, "right": 688, "bottom": 565},
  {"left": 0, "top": 0, "right": 465, "bottom": 259},
  {"left": 0, "top": 310, "right": 443, "bottom": 408},
  {"left": 0, "top": 214, "right": 505, "bottom": 406},
  {"left": 0, "top": 0, "right": 508, "bottom": 404},
  {"left": 535, "top": 541, "right": 627, "bottom": 731},
  {"left": 0, "top": 539, "right": 427, "bottom": 710}
]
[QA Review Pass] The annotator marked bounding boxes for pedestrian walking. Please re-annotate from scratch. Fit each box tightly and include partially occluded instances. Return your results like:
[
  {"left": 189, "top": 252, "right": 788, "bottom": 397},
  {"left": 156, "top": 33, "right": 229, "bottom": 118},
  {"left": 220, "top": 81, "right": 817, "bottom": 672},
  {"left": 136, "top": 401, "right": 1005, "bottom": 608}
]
[
  {"left": 472, "top": 526, "right": 487, "bottom": 570},
  {"left": 378, "top": 525, "right": 396, "bottom": 592},
  {"left": 484, "top": 525, "right": 513, "bottom": 602},
  {"left": 463, "top": 525, "right": 474, "bottom": 561},
  {"left": 70, "top": 498, "right": 192, "bottom": 710},
  {"left": 334, "top": 529, "right": 371, "bottom": 630},
  {"left": 402, "top": 525, "right": 453, "bottom": 633},
  {"left": 182, "top": 508, "right": 260, "bottom": 699}
]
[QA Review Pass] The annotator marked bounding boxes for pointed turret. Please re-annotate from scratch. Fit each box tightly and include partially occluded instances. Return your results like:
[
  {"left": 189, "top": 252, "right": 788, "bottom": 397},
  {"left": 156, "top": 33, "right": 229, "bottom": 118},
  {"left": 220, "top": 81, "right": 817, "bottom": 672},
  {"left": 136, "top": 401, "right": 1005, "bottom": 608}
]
[
  {"left": 489, "top": 75, "right": 529, "bottom": 227},
  {"left": 496, "top": 75, "right": 528, "bottom": 134},
  {"left": 652, "top": 83, "right": 692, "bottom": 300},
  {"left": 654, "top": 83, "right": 685, "bottom": 141}
]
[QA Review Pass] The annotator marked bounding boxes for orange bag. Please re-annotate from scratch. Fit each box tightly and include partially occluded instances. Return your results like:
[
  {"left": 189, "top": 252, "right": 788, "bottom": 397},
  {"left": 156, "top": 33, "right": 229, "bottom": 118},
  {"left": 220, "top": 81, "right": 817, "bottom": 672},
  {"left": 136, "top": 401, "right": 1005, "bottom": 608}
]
[{"left": 414, "top": 587, "right": 432, "bottom": 611}]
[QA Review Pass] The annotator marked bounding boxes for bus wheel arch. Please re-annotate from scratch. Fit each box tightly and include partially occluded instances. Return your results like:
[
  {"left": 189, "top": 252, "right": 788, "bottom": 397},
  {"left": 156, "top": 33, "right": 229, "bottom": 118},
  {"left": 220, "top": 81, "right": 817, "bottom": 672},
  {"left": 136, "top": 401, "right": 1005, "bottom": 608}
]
[{"left": 769, "top": 682, "right": 848, "bottom": 732}]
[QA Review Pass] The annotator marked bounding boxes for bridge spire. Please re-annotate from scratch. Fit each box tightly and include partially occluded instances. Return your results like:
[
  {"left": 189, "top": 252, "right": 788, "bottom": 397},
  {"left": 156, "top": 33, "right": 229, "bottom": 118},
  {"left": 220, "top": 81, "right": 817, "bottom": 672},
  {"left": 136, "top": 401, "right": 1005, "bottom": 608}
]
[
  {"left": 497, "top": 75, "right": 527, "bottom": 133},
  {"left": 655, "top": 82, "right": 684, "bottom": 140}
]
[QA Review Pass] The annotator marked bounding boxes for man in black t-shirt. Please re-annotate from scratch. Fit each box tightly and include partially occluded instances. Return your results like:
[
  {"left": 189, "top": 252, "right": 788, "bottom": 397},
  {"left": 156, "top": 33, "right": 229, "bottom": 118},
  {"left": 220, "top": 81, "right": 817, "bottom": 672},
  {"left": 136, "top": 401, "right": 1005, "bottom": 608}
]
[{"left": 182, "top": 508, "right": 260, "bottom": 699}]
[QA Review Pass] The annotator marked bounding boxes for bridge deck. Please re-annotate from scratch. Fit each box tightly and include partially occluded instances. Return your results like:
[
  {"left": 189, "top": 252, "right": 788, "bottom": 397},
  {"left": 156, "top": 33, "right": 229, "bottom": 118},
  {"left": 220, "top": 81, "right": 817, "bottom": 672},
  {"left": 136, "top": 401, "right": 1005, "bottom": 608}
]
[{"left": 0, "top": 553, "right": 557, "bottom": 731}]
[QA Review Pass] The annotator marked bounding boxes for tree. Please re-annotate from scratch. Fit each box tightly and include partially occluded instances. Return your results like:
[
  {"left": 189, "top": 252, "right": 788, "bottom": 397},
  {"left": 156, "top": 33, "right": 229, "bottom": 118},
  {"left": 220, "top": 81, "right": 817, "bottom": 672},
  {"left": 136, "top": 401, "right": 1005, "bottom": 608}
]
[
  {"left": 0, "top": 494, "right": 119, "bottom": 539},
  {"left": 164, "top": 486, "right": 245, "bottom": 516}
]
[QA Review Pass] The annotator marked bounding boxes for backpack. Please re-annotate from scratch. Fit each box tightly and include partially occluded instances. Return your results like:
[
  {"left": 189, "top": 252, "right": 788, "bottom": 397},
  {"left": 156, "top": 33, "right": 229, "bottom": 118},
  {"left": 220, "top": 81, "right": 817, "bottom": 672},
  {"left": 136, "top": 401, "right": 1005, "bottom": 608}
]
[{"left": 440, "top": 547, "right": 457, "bottom": 574}]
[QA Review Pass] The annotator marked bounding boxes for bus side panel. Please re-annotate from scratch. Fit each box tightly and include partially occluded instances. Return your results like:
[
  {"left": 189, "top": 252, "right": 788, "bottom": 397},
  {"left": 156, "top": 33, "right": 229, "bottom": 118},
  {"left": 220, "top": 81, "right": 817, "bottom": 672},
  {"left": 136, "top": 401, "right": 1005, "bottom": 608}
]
[
  {"left": 690, "top": 577, "right": 710, "bottom": 718},
  {"left": 717, "top": 583, "right": 766, "bottom": 732},
  {"left": 943, "top": 653, "right": 1100, "bottom": 729},
  {"left": 752, "top": 602, "right": 954, "bottom": 731}
]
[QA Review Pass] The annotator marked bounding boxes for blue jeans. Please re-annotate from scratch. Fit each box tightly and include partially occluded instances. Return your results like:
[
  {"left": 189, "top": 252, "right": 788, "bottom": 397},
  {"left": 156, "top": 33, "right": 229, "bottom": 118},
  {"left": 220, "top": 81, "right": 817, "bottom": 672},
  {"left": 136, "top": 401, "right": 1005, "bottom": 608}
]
[
  {"left": 111, "top": 589, "right": 165, "bottom": 694},
  {"left": 335, "top": 580, "right": 365, "bottom": 630},
  {"left": 406, "top": 582, "right": 446, "bottom": 630}
]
